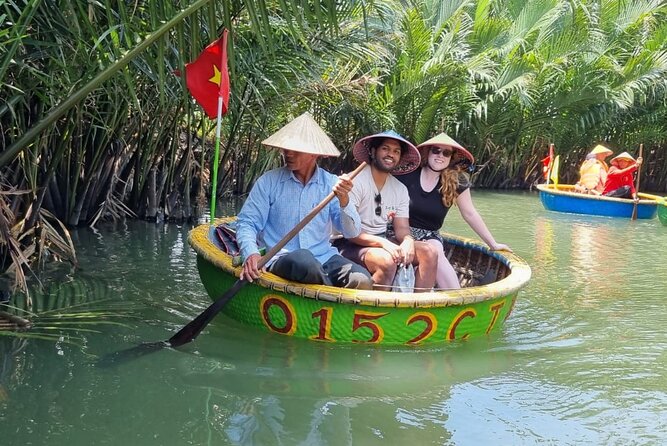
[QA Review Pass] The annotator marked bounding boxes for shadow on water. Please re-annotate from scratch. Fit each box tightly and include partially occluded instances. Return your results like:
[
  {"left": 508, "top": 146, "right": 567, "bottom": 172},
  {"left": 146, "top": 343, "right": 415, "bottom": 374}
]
[
  {"left": 1, "top": 270, "right": 138, "bottom": 338},
  {"left": 179, "top": 331, "right": 515, "bottom": 399},
  {"left": 153, "top": 319, "right": 518, "bottom": 444}
]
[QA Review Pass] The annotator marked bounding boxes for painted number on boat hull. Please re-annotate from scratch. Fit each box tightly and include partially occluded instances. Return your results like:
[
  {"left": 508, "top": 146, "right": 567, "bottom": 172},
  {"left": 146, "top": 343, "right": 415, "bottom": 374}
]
[
  {"left": 260, "top": 295, "right": 297, "bottom": 336},
  {"left": 259, "top": 295, "right": 511, "bottom": 343},
  {"left": 310, "top": 307, "right": 334, "bottom": 342},
  {"left": 351, "top": 311, "right": 388, "bottom": 343},
  {"left": 406, "top": 312, "right": 438, "bottom": 344}
]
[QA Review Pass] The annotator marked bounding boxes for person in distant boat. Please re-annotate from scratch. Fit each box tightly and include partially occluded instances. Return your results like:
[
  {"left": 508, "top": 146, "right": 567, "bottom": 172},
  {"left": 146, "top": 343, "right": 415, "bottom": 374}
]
[
  {"left": 236, "top": 112, "right": 372, "bottom": 289},
  {"left": 574, "top": 144, "right": 613, "bottom": 195},
  {"left": 602, "top": 151, "right": 642, "bottom": 200},
  {"left": 336, "top": 130, "right": 437, "bottom": 292},
  {"left": 396, "top": 133, "right": 511, "bottom": 290}
]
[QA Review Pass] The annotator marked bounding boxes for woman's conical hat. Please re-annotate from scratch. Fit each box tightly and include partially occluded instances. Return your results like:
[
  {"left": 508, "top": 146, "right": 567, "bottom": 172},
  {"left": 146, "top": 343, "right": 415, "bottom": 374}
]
[
  {"left": 416, "top": 133, "right": 475, "bottom": 164},
  {"left": 262, "top": 112, "right": 340, "bottom": 157},
  {"left": 589, "top": 144, "right": 613, "bottom": 157}
]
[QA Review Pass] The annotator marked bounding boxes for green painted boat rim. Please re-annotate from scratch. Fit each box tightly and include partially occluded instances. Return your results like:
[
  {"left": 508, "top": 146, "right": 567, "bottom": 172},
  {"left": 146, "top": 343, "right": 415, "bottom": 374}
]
[{"left": 188, "top": 218, "right": 532, "bottom": 309}]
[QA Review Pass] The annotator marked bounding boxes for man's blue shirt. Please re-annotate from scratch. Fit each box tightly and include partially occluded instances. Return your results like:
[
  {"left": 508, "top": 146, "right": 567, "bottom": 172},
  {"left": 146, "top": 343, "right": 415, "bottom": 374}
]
[{"left": 236, "top": 166, "right": 361, "bottom": 266}]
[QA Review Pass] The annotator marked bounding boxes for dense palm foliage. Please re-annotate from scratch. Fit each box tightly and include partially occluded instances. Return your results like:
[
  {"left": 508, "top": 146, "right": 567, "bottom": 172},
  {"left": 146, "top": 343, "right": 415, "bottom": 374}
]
[
  {"left": 1, "top": 0, "right": 667, "bottom": 297},
  {"left": 378, "top": 0, "right": 667, "bottom": 186}
]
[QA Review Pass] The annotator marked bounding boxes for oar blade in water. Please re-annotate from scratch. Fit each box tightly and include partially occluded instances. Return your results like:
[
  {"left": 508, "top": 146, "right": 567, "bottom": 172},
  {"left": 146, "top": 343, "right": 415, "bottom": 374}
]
[{"left": 96, "top": 341, "right": 168, "bottom": 368}]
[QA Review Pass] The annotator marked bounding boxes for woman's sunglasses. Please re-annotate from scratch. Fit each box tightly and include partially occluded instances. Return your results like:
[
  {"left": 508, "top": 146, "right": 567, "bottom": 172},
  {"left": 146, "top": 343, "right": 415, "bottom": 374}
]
[
  {"left": 430, "top": 147, "right": 454, "bottom": 157},
  {"left": 374, "top": 193, "right": 382, "bottom": 216}
]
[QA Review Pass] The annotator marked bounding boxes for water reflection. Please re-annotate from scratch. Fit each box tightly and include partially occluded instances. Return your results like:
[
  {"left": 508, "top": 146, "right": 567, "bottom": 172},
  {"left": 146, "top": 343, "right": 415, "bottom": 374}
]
[
  {"left": 534, "top": 216, "right": 556, "bottom": 267},
  {"left": 569, "top": 223, "right": 619, "bottom": 297},
  {"left": 178, "top": 329, "right": 514, "bottom": 444},
  {"left": 0, "top": 338, "right": 26, "bottom": 403}
]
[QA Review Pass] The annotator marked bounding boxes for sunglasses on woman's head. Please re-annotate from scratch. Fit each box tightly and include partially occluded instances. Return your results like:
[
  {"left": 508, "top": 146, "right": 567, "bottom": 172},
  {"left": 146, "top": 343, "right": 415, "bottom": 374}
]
[
  {"left": 374, "top": 193, "right": 382, "bottom": 216},
  {"left": 430, "top": 147, "right": 453, "bottom": 157}
]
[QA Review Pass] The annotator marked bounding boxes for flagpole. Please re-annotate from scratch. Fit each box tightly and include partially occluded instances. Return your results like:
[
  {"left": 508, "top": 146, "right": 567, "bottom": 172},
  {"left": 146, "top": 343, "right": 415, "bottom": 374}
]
[
  {"left": 209, "top": 29, "right": 228, "bottom": 224},
  {"left": 546, "top": 143, "right": 554, "bottom": 187},
  {"left": 210, "top": 97, "right": 223, "bottom": 223}
]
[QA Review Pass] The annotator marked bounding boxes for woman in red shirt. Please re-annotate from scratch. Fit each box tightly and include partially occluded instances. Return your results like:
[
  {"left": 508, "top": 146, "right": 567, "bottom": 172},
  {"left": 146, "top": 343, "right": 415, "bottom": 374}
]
[{"left": 602, "top": 152, "right": 643, "bottom": 199}]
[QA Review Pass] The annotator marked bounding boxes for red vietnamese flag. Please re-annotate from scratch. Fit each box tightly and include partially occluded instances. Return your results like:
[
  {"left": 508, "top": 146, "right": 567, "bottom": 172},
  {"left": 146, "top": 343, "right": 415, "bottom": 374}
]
[{"left": 185, "top": 29, "right": 230, "bottom": 119}]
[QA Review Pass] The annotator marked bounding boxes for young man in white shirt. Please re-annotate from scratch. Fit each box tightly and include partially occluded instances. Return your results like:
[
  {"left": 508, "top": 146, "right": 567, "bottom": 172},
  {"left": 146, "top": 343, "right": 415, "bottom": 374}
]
[{"left": 337, "top": 131, "right": 437, "bottom": 291}]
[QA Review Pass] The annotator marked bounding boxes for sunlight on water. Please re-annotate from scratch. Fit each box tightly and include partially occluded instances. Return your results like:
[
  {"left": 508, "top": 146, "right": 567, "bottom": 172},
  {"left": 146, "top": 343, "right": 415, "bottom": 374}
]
[{"left": 1, "top": 191, "right": 667, "bottom": 445}]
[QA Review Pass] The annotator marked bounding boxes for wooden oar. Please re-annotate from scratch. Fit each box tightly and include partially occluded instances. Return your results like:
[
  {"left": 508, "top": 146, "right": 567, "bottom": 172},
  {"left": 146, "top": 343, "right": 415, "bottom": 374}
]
[
  {"left": 98, "top": 162, "right": 367, "bottom": 366},
  {"left": 631, "top": 143, "right": 643, "bottom": 220}
]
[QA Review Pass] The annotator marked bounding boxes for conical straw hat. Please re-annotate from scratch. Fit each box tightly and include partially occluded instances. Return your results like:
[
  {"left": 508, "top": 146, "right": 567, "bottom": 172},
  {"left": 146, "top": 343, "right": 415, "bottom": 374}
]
[
  {"left": 261, "top": 112, "right": 340, "bottom": 157},
  {"left": 610, "top": 151, "right": 635, "bottom": 166},
  {"left": 417, "top": 133, "right": 475, "bottom": 164},
  {"left": 352, "top": 130, "right": 421, "bottom": 175},
  {"left": 589, "top": 144, "right": 613, "bottom": 157}
]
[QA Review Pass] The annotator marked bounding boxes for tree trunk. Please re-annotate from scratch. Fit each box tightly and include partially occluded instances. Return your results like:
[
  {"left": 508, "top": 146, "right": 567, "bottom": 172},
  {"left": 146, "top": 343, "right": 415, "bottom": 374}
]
[{"left": 146, "top": 166, "right": 157, "bottom": 220}]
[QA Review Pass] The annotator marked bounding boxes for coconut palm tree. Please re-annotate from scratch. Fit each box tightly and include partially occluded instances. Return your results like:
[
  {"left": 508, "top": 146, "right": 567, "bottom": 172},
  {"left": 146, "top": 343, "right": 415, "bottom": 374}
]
[{"left": 373, "top": 0, "right": 667, "bottom": 187}]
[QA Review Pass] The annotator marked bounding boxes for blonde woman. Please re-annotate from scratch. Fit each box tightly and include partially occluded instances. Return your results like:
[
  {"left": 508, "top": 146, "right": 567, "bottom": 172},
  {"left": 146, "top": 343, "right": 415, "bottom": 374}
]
[{"left": 396, "top": 133, "right": 511, "bottom": 289}]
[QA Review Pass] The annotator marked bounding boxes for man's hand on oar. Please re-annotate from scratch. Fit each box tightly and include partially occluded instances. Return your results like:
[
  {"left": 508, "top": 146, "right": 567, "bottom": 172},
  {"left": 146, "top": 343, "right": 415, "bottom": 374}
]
[{"left": 240, "top": 253, "right": 263, "bottom": 282}]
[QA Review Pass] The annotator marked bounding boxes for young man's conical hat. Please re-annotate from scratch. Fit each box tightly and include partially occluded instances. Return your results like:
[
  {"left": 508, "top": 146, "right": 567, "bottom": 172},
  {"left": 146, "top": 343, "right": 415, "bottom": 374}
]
[
  {"left": 589, "top": 144, "right": 613, "bottom": 157},
  {"left": 262, "top": 112, "right": 340, "bottom": 157},
  {"left": 352, "top": 130, "right": 421, "bottom": 175}
]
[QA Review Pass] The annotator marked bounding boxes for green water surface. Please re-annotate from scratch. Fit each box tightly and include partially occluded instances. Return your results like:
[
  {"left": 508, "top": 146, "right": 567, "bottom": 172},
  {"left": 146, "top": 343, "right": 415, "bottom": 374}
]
[{"left": 1, "top": 191, "right": 666, "bottom": 445}]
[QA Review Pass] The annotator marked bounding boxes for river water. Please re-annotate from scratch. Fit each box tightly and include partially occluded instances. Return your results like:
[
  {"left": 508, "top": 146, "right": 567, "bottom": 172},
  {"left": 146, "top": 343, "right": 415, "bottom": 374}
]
[{"left": 1, "top": 191, "right": 666, "bottom": 445}]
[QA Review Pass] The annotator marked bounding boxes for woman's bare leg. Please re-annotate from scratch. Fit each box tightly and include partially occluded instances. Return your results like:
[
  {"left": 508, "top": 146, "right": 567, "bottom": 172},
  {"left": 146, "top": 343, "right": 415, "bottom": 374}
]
[
  {"left": 425, "top": 238, "right": 460, "bottom": 289},
  {"left": 412, "top": 241, "right": 437, "bottom": 291}
]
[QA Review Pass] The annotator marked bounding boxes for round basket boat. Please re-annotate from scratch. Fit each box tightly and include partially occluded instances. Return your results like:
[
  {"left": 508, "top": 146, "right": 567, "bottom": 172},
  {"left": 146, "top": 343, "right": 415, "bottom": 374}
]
[
  {"left": 537, "top": 184, "right": 660, "bottom": 219},
  {"left": 188, "top": 218, "right": 532, "bottom": 345}
]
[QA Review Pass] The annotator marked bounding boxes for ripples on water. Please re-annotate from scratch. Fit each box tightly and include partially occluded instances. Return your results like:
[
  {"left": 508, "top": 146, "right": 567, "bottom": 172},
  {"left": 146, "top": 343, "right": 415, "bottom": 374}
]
[{"left": 1, "top": 192, "right": 667, "bottom": 445}]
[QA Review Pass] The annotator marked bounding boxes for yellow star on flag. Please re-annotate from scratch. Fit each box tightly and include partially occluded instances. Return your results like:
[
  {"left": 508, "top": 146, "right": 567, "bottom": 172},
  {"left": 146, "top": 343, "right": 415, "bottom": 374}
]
[{"left": 209, "top": 65, "right": 221, "bottom": 86}]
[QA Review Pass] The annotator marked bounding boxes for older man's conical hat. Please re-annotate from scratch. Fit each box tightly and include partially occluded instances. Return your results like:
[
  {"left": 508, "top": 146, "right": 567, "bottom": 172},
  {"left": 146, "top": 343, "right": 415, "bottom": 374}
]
[
  {"left": 262, "top": 112, "right": 340, "bottom": 157},
  {"left": 589, "top": 144, "right": 613, "bottom": 157}
]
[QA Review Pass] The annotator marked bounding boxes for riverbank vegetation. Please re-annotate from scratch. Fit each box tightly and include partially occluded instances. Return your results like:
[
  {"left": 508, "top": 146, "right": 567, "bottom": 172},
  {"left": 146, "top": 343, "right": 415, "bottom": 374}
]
[{"left": 2, "top": 0, "right": 667, "bottom": 295}]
